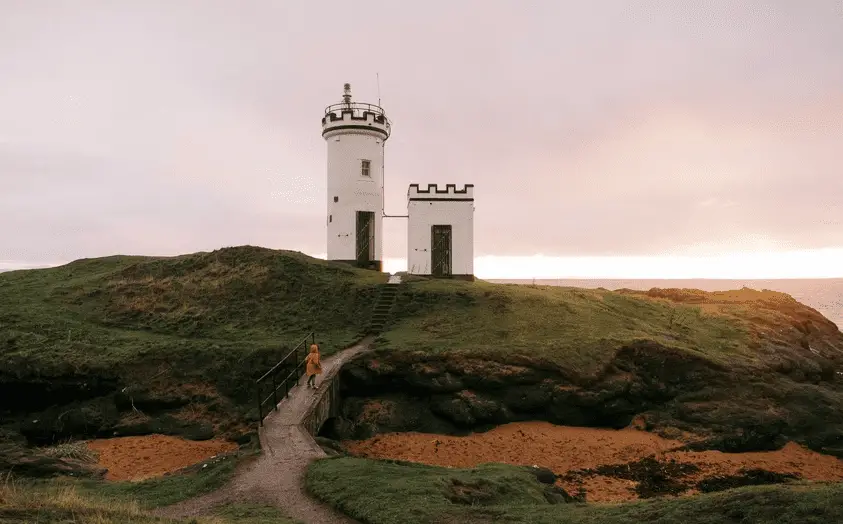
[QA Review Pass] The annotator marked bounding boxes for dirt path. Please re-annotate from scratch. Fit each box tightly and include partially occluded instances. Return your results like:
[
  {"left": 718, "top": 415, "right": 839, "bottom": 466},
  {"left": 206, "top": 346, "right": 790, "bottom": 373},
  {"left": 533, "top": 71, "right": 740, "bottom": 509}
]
[{"left": 154, "top": 338, "right": 373, "bottom": 524}]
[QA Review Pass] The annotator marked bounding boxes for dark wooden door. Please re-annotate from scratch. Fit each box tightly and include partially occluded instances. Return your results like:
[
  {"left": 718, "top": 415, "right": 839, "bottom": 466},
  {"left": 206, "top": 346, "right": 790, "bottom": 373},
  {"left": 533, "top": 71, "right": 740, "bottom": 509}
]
[
  {"left": 356, "top": 211, "right": 374, "bottom": 267},
  {"left": 431, "top": 225, "right": 452, "bottom": 277}
]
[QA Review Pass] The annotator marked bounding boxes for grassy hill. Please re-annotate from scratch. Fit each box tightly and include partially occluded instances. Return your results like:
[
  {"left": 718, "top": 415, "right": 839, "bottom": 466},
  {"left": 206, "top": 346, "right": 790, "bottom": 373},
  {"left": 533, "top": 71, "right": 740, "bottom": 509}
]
[
  {"left": 0, "top": 247, "right": 386, "bottom": 474},
  {"left": 382, "top": 279, "right": 843, "bottom": 375},
  {"left": 1, "top": 246, "right": 383, "bottom": 374},
  {"left": 323, "top": 279, "right": 842, "bottom": 457},
  {"left": 2, "top": 245, "right": 843, "bottom": 520},
  {"left": 1, "top": 246, "right": 385, "bottom": 367},
  {"left": 2, "top": 248, "right": 842, "bottom": 443}
]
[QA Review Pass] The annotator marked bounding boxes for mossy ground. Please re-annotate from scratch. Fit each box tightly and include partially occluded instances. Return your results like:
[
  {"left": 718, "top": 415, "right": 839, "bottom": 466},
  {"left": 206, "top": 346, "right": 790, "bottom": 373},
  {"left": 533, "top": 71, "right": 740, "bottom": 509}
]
[
  {"left": 0, "top": 246, "right": 384, "bottom": 371},
  {"left": 307, "top": 456, "right": 843, "bottom": 524},
  {"left": 381, "top": 279, "right": 841, "bottom": 376}
]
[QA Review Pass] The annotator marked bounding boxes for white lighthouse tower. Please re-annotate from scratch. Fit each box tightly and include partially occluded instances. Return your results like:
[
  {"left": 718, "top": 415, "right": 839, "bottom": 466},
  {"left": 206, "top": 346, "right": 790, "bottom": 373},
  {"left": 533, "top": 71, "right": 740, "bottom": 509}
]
[{"left": 322, "top": 83, "right": 391, "bottom": 271}]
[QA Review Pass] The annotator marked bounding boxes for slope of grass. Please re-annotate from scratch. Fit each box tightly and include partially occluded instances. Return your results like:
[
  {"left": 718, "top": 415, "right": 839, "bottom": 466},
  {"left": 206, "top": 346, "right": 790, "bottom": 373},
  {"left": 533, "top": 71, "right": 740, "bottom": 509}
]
[
  {"left": 0, "top": 247, "right": 386, "bottom": 443},
  {"left": 370, "top": 280, "right": 843, "bottom": 457},
  {"left": 1, "top": 476, "right": 300, "bottom": 524},
  {"left": 307, "top": 456, "right": 843, "bottom": 524},
  {"left": 4, "top": 247, "right": 837, "bottom": 398},
  {"left": 0, "top": 246, "right": 385, "bottom": 370},
  {"left": 381, "top": 279, "right": 843, "bottom": 375}
]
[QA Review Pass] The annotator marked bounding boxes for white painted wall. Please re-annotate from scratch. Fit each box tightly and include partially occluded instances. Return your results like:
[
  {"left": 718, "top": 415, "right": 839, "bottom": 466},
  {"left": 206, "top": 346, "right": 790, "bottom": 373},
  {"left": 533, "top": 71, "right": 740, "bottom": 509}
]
[
  {"left": 323, "top": 110, "right": 388, "bottom": 263},
  {"left": 407, "top": 184, "right": 474, "bottom": 276}
]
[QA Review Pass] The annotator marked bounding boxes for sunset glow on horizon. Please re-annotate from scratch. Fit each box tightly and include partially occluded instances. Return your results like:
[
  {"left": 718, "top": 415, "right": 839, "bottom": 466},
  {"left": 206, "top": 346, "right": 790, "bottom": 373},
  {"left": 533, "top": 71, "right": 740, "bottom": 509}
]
[
  {"left": 4, "top": 246, "right": 843, "bottom": 281},
  {"left": 346, "top": 249, "right": 843, "bottom": 280}
]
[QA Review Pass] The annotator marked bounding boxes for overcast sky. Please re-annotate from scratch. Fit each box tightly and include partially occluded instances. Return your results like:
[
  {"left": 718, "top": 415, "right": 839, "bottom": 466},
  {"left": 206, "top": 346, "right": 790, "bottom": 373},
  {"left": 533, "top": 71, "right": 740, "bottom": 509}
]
[{"left": 2, "top": 1, "right": 842, "bottom": 274}]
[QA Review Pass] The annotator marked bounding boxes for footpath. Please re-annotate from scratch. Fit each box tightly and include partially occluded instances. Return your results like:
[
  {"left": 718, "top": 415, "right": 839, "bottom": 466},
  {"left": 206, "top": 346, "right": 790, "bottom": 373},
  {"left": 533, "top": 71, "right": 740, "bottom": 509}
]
[{"left": 155, "top": 337, "right": 374, "bottom": 524}]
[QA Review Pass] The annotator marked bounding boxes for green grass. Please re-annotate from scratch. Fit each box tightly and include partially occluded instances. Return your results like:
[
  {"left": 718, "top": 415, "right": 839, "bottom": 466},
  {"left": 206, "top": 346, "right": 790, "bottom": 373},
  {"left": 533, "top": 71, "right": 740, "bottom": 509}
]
[
  {"left": 0, "top": 246, "right": 385, "bottom": 368},
  {"left": 381, "top": 279, "right": 842, "bottom": 375},
  {"left": 383, "top": 280, "right": 747, "bottom": 373},
  {"left": 307, "top": 456, "right": 843, "bottom": 524},
  {"left": 212, "top": 504, "right": 301, "bottom": 524},
  {"left": 5, "top": 249, "right": 800, "bottom": 385},
  {"left": 3, "top": 247, "right": 829, "bottom": 406},
  {"left": 0, "top": 478, "right": 299, "bottom": 524}
]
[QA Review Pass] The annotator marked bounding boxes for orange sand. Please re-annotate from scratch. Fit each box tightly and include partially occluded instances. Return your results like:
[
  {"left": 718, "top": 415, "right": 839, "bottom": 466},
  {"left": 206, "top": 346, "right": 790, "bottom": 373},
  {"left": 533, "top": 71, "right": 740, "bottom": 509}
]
[
  {"left": 343, "top": 421, "right": 843, "bottom": 502},
  {"left": 86, "top": 434, "right": 238, "bottom": 481}
]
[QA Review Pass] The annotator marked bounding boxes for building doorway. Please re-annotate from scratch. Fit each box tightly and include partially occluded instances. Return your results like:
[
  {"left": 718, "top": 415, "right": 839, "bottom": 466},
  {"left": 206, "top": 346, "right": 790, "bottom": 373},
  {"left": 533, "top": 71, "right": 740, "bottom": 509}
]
[
  {"left": 431, "top": 225, "right": 452, "bottom": 277},
  {"left": 356, "top": 211, "right": 375, "bottom": 267}
]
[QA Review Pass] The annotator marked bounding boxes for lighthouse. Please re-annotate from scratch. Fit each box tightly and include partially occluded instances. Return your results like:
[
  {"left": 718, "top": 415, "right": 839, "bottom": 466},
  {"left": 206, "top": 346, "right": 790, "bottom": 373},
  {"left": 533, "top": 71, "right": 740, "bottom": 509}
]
[{"left": 322, "top": 83, "right": 390, "bottom": 271}]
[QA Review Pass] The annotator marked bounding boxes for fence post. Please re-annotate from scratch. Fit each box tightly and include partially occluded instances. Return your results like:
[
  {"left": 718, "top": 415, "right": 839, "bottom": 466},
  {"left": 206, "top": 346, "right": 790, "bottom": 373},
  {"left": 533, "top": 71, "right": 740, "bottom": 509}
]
[
  {"left": 256, "top": 382, "right": 263, "bottom": 426},
  {"left": 295, "top": 345, "right": 299, "bottom": 386},
  {"left": 271, "top": 372, "right": 278, "bottom": 411},
  {"left": 254, "top": 332, "right": 317, "bottom": 427}
]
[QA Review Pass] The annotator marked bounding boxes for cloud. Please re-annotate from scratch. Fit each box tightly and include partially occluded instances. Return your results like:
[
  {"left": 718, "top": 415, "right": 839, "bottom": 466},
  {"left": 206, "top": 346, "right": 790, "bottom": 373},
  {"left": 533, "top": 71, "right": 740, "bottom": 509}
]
[{"left": 1, "top": 0, "right": 841, "bottom": 268}]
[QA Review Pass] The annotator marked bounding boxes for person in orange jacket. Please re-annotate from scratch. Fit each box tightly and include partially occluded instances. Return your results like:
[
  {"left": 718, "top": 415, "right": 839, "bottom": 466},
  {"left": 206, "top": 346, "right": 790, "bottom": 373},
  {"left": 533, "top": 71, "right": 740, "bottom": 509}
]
[{"left": 305, "top": 343, "right": 322, "bottom": 389}]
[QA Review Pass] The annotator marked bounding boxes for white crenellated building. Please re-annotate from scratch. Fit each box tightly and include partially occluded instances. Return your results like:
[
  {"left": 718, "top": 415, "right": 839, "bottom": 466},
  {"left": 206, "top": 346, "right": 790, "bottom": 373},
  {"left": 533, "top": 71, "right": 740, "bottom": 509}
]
[
  {"left": 322, "top": 83, "right": 389, "bottom": 271},
  {"left": 406, "top": 184, "right": 475, "bottom": 280},
  {"left": 321, "top": 83, "right": 475, "bottom": 280}
]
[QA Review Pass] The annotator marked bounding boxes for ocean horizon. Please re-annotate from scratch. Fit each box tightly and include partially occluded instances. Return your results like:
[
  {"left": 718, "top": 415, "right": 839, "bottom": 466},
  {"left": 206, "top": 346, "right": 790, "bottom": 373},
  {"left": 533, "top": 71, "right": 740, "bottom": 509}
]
[{"left": 488, "top": 278, "right": 843, "bottom": 329}]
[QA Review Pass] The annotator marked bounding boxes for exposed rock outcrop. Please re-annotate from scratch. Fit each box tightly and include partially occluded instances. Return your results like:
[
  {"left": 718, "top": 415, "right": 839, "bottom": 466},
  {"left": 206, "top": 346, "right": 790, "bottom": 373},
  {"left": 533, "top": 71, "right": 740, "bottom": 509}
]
[{"left": 323, "top": 340, "right": 843, "bottom": 457}]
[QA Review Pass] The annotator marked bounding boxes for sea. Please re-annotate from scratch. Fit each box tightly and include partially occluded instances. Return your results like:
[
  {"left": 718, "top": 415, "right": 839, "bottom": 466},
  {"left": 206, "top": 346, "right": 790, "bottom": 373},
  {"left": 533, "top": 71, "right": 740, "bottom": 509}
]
[{"left": 487, "top": 279, "right": 843, "bottom": 330}]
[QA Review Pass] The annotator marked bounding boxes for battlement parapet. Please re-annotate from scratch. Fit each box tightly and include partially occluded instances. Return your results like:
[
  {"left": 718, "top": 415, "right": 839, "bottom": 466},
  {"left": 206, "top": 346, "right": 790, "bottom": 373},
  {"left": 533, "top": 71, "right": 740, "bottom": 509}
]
[
  {"left": 407, "top": 184, "right": 474, "bottom": 201},
  {"left": 321, "top": 102, "right": 390, "bottom": 139}
]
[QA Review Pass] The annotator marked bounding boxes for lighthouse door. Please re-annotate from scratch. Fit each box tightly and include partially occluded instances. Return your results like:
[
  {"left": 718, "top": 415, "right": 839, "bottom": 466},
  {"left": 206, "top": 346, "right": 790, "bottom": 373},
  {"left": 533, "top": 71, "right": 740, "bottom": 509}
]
[
  {"left": 431, "top": 225, "right": 452, "bottom": 277},
  {"left": 355, "top": 211, "right": 375, "bottom": 267}
]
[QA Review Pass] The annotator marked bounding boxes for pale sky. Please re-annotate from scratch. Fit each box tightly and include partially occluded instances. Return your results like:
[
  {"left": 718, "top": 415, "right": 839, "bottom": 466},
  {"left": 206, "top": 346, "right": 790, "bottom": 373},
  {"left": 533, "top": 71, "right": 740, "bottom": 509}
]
[{"left": 2, "top": 1, "right": 842, "bottom": 278}]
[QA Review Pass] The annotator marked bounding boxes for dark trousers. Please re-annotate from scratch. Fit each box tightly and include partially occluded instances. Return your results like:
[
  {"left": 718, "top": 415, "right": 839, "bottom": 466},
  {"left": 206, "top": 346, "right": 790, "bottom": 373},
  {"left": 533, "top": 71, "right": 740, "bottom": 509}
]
[{"left": 307, "top": 374, "right": 316, "bottom": 387}]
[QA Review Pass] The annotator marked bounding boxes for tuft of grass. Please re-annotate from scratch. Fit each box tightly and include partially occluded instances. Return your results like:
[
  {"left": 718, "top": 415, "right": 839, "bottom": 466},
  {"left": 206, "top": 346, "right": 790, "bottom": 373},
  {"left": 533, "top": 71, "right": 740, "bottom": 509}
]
[
  {"left": 0, "top": 475, "right": 152, "bottom": 523},
  {"left": 41, "top": 439, "right": 99, "bottom": 463},
  {"left": 307, "top": 456, "right": 843, "bottom": 524},
  {"left": 208, "top": 504, "right": 302, "bottom": 524}
]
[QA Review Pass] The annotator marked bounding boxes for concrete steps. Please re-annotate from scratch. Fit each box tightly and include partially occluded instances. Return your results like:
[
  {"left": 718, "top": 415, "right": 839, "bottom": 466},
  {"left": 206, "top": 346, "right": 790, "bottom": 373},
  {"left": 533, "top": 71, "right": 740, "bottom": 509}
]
[{"left": 365, "top": 277, "right": 401, "bottom": 335}]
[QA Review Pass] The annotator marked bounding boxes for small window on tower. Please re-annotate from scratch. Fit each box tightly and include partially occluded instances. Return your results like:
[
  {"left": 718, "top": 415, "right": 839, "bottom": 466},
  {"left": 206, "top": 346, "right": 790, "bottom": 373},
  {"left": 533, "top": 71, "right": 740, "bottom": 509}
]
[{"left": 361, "top": 159, "right": 371, "bottom": 177}]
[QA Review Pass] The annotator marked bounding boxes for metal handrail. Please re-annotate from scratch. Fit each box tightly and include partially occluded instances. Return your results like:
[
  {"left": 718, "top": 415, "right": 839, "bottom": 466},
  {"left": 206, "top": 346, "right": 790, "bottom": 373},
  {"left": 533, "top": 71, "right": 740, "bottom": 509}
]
[
  {"left": 324, "top": 101, "right": 388, "bottom": 117},
  {"left": 255, "top": 332, "right": 316, "bottom": 425},
  {"left": 323, "top": 102, "right": 392, "bottom": 138}
]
